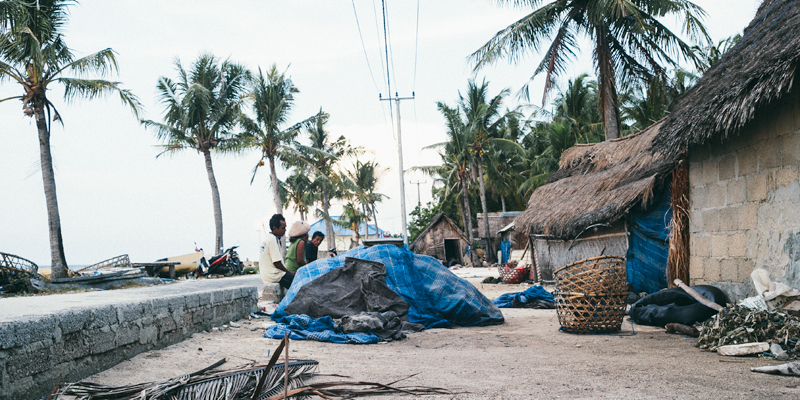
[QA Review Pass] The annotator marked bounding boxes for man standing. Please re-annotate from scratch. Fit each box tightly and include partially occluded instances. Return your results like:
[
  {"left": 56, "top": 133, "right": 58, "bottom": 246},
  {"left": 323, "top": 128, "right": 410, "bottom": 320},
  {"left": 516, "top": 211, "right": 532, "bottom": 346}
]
[
  {"left": 260, "top": 214, "right": 294, "bottom": 289},
  {"left": 305, "top": 231, "right": 325, "bottom": 263}
]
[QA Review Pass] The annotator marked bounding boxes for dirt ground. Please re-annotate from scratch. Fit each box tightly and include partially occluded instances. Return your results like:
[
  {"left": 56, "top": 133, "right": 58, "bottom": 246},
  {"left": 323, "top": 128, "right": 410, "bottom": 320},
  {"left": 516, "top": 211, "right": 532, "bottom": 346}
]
[{"left": 70, "top": 269, "right": 800, "bottom": 399}]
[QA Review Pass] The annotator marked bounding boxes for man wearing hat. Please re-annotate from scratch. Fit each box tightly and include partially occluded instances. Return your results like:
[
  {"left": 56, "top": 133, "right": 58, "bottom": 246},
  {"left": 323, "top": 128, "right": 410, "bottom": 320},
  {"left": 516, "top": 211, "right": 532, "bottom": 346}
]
[
  {"left": 260, "top": 214, "right": 295, "bottom": 289},
  {"left": 285, "top": 220, "right": 311, "bottom": 272}
]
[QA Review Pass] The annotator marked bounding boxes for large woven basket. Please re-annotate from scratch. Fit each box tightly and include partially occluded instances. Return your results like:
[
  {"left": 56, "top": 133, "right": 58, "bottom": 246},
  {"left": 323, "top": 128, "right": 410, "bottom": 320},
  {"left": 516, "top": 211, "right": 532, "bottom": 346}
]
[
  {"left": 554, "top": 256, "right": 628, "bottom": 333},
  {"left": 498, "top": 262, "right": 530, "bottom": 284}
]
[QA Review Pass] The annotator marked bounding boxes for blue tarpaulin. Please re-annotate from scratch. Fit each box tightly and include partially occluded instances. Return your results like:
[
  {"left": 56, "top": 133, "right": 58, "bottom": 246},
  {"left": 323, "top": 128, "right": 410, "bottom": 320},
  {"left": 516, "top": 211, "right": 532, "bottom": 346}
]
[
  {"left": 266, "top": 245, "right": 504, "bottom": 343},
  {"left": 626, "top": 188, "right": 672, "bottom": 294},
  {"left": 492, "top": 285, "right": 554, "bottom": 308}
]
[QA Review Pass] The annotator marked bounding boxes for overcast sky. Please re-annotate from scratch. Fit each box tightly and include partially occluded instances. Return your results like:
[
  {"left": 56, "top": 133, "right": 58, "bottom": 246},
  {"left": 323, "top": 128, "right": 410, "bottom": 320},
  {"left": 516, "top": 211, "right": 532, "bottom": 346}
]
[{"left": 0, "top": 0, "right": 761, "bottom": 266}]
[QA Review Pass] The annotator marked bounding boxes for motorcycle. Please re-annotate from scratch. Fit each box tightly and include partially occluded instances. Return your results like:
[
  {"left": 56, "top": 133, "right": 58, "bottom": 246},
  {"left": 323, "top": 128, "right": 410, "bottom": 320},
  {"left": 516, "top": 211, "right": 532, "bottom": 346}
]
[{"left": 199, "top": 246, "right": 243, "bottom": 277}]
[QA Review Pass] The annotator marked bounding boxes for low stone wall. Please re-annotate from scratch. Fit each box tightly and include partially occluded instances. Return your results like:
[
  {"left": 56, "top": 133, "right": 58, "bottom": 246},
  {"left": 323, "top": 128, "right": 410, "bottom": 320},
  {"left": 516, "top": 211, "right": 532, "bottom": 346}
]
[{"left": 0, "top": 281, "right": 258, "bottom": 400}]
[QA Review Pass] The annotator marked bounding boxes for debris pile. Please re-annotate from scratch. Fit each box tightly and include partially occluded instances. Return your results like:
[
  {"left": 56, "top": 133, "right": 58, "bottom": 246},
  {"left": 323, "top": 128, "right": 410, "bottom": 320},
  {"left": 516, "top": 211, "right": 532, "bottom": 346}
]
[{"left": 697, "top": 305, "right": 800, "bottom": 355}]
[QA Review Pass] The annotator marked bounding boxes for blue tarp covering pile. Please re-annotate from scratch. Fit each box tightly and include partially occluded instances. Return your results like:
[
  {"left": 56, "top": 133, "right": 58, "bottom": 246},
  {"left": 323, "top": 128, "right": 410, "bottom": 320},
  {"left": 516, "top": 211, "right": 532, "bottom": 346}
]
[
  {"left": 492, "top": 285, "right": 554, "bottom": 308},
  {"left": 265, "top": 245, "right": 504, "bottom": 344},
  {"left": 626, "top": 188, "right": 672, "bottom": 294}
]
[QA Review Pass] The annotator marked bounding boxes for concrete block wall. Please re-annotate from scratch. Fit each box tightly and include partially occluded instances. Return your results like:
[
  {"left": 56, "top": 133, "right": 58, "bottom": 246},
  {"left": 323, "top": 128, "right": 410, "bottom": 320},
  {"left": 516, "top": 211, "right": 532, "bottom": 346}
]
[
  {"left": 0, "top": 286, "right": 258, "bottom": 400},
  {"left": 688, "top": 89, "right": 800, "bottom": 300}
]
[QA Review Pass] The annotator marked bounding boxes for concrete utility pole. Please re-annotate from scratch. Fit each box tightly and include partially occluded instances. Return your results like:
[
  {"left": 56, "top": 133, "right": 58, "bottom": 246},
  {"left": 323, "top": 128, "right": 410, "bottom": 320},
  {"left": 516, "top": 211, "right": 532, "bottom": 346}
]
[
  {"left": 380, "top": 92, "right": 414, "bottom": 245},
  {"left": 410, "top": 180, "right": 427, "bottom": 209}
]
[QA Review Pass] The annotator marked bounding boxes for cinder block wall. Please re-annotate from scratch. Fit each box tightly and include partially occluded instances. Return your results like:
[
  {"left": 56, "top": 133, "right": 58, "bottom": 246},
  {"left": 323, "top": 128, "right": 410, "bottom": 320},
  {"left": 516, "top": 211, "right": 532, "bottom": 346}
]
[
  {"left": 688, "top": 89, "right": 800, "bottom": 300},
  {"left": 0, "top": 287, "right": 257, "bottom": 400}
]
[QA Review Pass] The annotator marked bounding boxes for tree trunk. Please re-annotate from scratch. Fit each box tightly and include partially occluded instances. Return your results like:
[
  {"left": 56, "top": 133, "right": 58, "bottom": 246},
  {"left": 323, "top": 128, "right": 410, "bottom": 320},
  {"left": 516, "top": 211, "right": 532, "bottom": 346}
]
[
  {"left": 460, "top": 175, "right": 476, "bottom": 266},
  {"left": 371, "top": 202, "right": 380, "bottom": 237},
  {"left": 501, "top": 195, "right": 507, "bottom": 213},
  {"left": 202, "top": 149, "right": 224, "bottom": 253},
  {"left": 34, "top": 101, "right": 69, "bottom": 279},
  {"left": 362, "top": 203, "right": 370, "bottom": 239},
  {"left": 322, "top": 182, "right": 336, "bottom": 252},
  {"left": 476, "top": 158, "right": 494, "bottom": 263},
  {"left": 268, "top": 156, "right": 283, "bottom": 212},
  {"left": 299, "top": 209, "right": 305, "bottom": 222},
  {"left": 595, "top": 24, "right": 620, "bottom": 140}
]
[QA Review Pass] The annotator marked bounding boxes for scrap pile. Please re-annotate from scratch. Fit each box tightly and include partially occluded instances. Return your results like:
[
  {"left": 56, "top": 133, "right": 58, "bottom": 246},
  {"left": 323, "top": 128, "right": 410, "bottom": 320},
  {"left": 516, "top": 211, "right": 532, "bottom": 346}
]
[
  {"left": 58, "top": 338, "right": 453, "bottom": 399},
  {"left": 697, "top": 305, "right": 800, "bottom": 355}
]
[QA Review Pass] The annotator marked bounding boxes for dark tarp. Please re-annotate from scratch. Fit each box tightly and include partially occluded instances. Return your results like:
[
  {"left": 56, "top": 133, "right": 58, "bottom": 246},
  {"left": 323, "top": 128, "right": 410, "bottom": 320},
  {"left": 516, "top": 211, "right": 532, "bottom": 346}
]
[{"left": 629, "top": 285, "right": 729, "bottom": 326}]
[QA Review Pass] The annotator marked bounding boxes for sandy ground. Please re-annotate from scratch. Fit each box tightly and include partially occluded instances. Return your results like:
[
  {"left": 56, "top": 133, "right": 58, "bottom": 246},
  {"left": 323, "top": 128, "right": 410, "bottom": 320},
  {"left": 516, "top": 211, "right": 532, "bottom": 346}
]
[{"left": 69, "top": 268, "right": 800, "bottom": 399}]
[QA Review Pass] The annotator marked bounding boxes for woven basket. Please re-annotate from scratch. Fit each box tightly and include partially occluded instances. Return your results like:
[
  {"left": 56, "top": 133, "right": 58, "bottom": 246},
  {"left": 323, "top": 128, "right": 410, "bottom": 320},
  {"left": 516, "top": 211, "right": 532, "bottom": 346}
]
[
  {"left": 497, "top": 262, "right": 530, "bottom": 284},
  {"left": 553, "top": 256, "right": 628, "bottom": 333}
]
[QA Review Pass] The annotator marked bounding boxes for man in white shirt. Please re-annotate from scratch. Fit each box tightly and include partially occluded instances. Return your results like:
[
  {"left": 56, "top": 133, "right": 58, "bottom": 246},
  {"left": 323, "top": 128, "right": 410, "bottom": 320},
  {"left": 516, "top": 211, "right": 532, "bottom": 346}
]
[{"left": 259, "top": 214, "right": 295, "bottom": 289}]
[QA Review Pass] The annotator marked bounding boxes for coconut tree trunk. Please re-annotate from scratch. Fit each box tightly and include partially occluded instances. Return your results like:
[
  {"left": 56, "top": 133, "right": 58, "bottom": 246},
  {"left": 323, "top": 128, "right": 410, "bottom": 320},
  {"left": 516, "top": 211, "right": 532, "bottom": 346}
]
[
  {"left": 476, "top": 157, "right": 494, "bottom": 263},
  {"left": 371, "top": 202, "right": 380, "bottom": 237},
  {"left": 34, "top": 101, "right": 69, "bottom": 279},
  {"left": 595, "top": 24, "right": 620, "bottom": 140},
  {"left": 501, "top": 195, "right": 507, "bottom": 213},
  {"left": 362, "top": 203, "right": 370, "bottom": 239},
  {"left": 202, "top": 148, "right": 224, "bottom": 253},
  {"left": 322, "top": 182, "right": 336, "bottom": 252},
  {"left": 460, "top": 175, "right": 477, "bottom": 265},
  {"left": 268, "top": 156, "right": 283, "bottom": 212}
]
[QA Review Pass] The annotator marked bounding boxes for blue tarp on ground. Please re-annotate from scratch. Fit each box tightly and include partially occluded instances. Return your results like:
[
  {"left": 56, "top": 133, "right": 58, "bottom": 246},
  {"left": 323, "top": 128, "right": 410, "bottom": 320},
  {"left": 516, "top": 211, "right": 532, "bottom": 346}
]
[
  {"left": 626, "top": 188, "right": 672, "bottom": 294},
  {"left": 492, "top": 285, "right": 554, "bottom": 308},
  {"left": 265, "top": 245, "right": 504, "bottom": 343}
]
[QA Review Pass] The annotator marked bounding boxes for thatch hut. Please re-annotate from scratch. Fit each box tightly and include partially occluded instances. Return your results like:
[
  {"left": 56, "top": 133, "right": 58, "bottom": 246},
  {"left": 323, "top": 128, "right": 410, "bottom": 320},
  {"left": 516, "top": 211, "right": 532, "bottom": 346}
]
[
  {"left": 409, "top": 213, "right": 469, "bottom": 266},
  {"left": 651, "top": 0, "right": 800, "bottom": 300},
  {"left": 515, "top": 122, "right": 680, "bottom": 290}
]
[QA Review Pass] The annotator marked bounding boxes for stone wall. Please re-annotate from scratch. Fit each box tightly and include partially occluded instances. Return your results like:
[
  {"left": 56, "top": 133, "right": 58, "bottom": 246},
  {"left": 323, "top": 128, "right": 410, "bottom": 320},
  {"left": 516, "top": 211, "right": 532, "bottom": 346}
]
[
  {"left": 0, "top": 285, "right": 258, "bottom": 400},
  {"left": 688, "top": 89, "right": 800, "bottom": 300}
]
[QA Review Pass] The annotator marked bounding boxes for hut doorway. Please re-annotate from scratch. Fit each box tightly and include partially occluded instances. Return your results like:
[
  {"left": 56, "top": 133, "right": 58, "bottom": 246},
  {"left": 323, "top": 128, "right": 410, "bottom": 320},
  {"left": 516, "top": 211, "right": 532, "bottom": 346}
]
[{"left": 444, "top": 239, "right": 462, "bottom": 266}]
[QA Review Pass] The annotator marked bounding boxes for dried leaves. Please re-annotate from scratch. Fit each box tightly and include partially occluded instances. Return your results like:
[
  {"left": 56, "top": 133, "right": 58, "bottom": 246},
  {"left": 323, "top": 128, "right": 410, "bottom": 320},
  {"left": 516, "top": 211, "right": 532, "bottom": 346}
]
[{"left": 697, "top": 305, "right": 800, "bottom": 354}]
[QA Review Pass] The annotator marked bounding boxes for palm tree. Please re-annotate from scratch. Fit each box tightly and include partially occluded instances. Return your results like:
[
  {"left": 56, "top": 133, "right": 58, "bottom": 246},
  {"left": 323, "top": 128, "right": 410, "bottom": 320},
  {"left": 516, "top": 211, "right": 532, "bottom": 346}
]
[
  {"left": 471, "top": 0, "right": 709, "bottom": 140},
  {"left": 340, "top": 202, "right": 366, "bottom": 248},
  {"left": 552, "top": 74, "right": 604, "bottom": 143},
  {"left": 297, "top": 109, "right": 362, "bottom": 252},
  {"left": 417, "top": 103, "right": 477, "bottom": 264},
  {"left": 140, "top": 54, "right": 248, "bottom": 253},
  {"left": 279, "top": 169, "right": 319, "bottom": 221},
  {"left": 344, "top": 159, "right": 388, "bottom": 239},
  {"left": 241, "top": 65, "right": 316, "bottom": 214},
  {"left": 0, "top": 0, "right": 141, "bottom": 278}
]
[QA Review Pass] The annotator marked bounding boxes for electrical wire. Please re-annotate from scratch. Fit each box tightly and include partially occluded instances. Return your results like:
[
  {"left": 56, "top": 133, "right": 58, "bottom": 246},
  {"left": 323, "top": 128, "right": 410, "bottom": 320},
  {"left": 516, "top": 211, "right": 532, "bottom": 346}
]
[
  {"left": 384, "top": 0, "right": 399, "bottom": 95},
  {"left": 413, "top": 0, "right": 420, "bottom": 93},
  {"left": 351, "top": 0, "right": 382, "bottom": 94},
  {"left": 380, "top": 0, "right": 396, "bottom": 138}
]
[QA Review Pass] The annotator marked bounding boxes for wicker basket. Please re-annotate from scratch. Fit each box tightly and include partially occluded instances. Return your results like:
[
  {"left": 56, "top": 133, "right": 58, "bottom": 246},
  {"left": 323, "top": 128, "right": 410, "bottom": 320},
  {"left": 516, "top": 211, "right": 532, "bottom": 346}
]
[{"left": 553, "top": 256, "right": 628, "bottom": 333}]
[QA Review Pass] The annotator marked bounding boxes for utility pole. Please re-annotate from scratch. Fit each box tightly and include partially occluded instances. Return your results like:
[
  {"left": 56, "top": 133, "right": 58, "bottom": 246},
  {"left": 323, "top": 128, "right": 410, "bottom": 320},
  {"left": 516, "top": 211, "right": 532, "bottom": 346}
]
[
  {"left": 380, "top": 92, "right": 414, "bottom": 245},
  {"left": 409, "top": 180, "right": 427, "bottom": 209}
]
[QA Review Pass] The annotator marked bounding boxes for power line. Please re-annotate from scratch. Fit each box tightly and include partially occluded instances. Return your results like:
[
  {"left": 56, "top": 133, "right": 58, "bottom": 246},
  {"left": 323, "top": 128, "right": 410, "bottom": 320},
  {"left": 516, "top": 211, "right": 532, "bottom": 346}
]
[
  {"left": 380, "top": 0, "right": 395, "bottom": 131},
  {"left": 384, "top": 0, "right": 399, "bottom": 94},
  {"left": 413, "top": 0, "right": 420, "bottom": 92},
  {"left": 351, "top": 0, "right": 382, "bottom": 94}
]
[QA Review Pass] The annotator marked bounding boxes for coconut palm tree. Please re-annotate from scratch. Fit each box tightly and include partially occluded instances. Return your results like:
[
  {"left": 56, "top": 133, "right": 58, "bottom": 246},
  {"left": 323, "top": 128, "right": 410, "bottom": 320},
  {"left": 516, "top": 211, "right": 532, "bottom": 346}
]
[
  {"left": 140, "top": 54, "right": 248, "bottom": 253},
  {"left": 344, "top": 159, "right": 388, "bottom": 239},
  {"left": 471, "top": 0, "right": 709, "bottom": 140},
  {"left": 297, "top": 109, "right": 362, "bottom": 252},
  {"left": 0, "top": 0, "right": 142, "bottom": 278},
  {"left": 241, "top": 65, "right": 317, "bottom": 214},
  {"left": 279, "top": 169, "right": 319, "bottom": 221}
]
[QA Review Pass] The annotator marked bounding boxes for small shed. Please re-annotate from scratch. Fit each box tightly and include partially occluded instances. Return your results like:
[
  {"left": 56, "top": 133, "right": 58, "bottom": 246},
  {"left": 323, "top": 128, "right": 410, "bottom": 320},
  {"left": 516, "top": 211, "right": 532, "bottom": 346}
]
[
  {"left": 652, "top": 0, "right": 800, "bottom": 300},
  {"left": 515, "top": 122, "right": 679, "bottom": 291},
  {"left": 409, "top": 213, "right": 469, "bottom": 266}
]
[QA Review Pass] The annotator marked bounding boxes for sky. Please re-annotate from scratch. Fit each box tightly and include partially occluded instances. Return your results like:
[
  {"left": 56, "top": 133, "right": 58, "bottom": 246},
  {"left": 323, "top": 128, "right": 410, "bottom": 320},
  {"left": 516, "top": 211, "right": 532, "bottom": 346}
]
[{"left": 0, "top": 0, "right": 761, "bottom": 266}]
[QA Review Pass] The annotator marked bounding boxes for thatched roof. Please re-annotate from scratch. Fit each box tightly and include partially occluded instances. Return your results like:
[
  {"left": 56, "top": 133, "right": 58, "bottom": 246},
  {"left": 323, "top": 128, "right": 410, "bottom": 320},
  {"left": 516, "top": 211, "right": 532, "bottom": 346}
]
[
  {"left": 409, "top": 213, "right": 467, "bottom": 251},
  {"left": 653, "top": 0, "right": 800, "bottom": 156},
  {"left": 515, "top": 122, "right": 677, "bottom": 239}
]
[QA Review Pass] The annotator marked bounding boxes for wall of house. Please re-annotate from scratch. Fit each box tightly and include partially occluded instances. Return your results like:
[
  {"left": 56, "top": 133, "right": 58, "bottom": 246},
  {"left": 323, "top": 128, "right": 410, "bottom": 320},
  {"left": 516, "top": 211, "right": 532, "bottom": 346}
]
[
  {"left": 689, "top": 89, "right": 800, "bottom": 300},
  {"left": 532, "top": 222, "right": 628, "bottom": 282},
  {"left": 412, "top": 222, "right": 467, "bottom": 263}
]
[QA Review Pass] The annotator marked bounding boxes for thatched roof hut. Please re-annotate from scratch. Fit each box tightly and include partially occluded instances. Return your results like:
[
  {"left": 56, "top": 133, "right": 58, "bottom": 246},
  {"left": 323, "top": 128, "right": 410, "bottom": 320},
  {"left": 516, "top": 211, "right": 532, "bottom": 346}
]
[
  {"left": 409, "top": 213, "right": 469, "bottom": 266},
  {"left": 653, "top": 0, "right": 800, "bottom": 156},
  {"left": 516, "top": 121, "right": 677, "bottom": 239}
]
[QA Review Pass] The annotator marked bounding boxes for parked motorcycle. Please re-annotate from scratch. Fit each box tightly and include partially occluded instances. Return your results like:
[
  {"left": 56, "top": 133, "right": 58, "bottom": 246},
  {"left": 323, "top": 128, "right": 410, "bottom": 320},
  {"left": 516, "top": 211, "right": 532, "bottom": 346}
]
[{"left": 199, "top": 246, "right": 243, "bottom": 277}]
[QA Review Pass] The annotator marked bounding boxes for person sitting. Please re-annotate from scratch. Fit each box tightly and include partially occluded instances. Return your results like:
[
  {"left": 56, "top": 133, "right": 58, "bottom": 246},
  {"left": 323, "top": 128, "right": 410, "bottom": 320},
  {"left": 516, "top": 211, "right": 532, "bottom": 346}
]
[
  {"left": 305, "top": 231, "right": 325, "bottom": 263},
  {"left": 259, "top": 214, "right": 294, "bottom": 289},
  {"left": 285, "top": 221, "right": 311, "bottom": 273}
]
